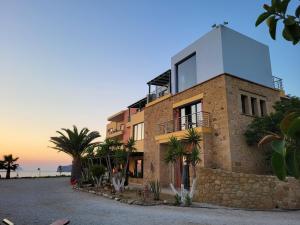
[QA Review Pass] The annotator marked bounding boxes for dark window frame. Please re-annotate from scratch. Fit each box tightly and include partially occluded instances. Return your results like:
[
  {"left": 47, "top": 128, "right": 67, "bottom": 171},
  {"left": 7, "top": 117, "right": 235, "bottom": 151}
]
[
  {"left": 260, "top": 99, "right": 267, "bottom": 116},
  {"left": 175, "top": 52, "right": 196, "bottom": 93},
  {"left": 241, "top": 94, "right": 249, "bottom": 114},
  {"left": 250, "top": 97, "right": 258, "bottom": 116}
]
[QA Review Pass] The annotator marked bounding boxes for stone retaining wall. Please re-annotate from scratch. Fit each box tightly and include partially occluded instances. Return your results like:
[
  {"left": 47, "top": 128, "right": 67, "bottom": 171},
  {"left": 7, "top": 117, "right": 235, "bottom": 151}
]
[{"left": 194, "top": 168, "right": 300, "bottom": 209}]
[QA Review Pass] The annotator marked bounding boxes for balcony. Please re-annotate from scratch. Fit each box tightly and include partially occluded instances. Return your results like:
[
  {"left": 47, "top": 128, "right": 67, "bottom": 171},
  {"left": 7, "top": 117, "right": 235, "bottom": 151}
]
[
  {"left": 272, "top": 76, "right": 284, "bottom": 91},
  {"left": 157, "top": 111, "right": 211, "bottom": 135},
  {"left": 147, "top": 70, "right": 171, "bottom": 103},
  {"left": 107, "top": 128, "right": 124, "bottom": 138},
  {"left": 147, "top": 86, "right": 169, "bottom": 103}
]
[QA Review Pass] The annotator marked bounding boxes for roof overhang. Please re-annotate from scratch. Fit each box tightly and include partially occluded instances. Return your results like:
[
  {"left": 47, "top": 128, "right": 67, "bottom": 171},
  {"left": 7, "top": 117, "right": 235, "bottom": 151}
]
[
  {"left": 128, "top": 97, "right": 147, "bottom": 109},
  {"left": 107, "top": 110, "right": 126, "bottom": 122},
  {"left": 147, "top": 69, "right": 171, "bottom": 87}
]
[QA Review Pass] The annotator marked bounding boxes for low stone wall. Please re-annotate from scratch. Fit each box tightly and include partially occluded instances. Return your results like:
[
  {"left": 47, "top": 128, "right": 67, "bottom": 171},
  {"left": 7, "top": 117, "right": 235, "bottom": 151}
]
[
  {"left": 129, "top": 177, "right": 143, "bottom": 185},
  {"left": 194, "top": 168, "right": 300, "bottom": 209}
]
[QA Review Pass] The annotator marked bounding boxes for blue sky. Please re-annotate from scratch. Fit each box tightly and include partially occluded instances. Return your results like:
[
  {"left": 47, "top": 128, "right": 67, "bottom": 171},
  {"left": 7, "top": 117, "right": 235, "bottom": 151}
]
[{"left": 0, "top": 0, "right": 299, "bottom": 170}]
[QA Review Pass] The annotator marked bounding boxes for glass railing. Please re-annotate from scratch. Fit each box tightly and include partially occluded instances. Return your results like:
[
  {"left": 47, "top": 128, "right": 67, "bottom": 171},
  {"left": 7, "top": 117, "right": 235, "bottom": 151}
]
[{"left": 147, "top": 86, "right": 169, "bottom": 103}]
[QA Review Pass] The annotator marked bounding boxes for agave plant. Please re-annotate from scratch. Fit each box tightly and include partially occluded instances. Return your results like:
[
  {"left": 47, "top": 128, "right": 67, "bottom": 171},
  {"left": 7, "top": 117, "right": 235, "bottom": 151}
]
[
  {"left": 50, "top": 125, "right": 100, "bottom": 181},
  {"left": 149, "top": 180, "right": 161, "bottom": 200},
  {"left": 259, "top": 111, "right": 300, "bottom": 180}
]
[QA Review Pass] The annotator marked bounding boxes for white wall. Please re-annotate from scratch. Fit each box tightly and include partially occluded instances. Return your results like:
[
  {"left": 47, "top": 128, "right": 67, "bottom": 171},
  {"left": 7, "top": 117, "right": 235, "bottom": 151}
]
[
  {"left": 171, "top": 25, "right": 273, "bottom": 94},
  {"left": 221, "top": 26, "right": 273, "bottom": 87}
]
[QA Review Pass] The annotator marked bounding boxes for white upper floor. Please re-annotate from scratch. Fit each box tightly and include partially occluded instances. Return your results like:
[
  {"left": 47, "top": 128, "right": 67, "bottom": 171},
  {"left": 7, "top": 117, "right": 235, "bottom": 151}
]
[{"left": 170, "top": 25, "right": 273, "bottom": 94}]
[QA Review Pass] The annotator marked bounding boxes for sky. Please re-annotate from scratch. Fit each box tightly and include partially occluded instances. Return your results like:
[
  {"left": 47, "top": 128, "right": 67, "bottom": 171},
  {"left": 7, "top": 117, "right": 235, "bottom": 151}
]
[{"left": 0, "top": 0, "right": 299, "bottom": 171}]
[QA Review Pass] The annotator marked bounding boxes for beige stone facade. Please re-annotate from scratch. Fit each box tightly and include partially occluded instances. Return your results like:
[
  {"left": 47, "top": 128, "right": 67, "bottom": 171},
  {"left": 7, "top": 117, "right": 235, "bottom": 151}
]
[{"left": 143, "top": 74, "right": 281, "bottom": 186}]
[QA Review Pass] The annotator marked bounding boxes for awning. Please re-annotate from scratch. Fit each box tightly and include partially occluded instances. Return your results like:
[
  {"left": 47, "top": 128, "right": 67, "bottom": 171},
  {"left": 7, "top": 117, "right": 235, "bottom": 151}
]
[{"left": 147, "top": 69, "right": 171, "bottom": 87}]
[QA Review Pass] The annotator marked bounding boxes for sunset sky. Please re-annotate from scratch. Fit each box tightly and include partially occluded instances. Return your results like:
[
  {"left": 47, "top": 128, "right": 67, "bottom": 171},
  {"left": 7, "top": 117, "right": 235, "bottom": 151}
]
[{"left": 0, "top": 0, "right": 299, "bottom": 171}]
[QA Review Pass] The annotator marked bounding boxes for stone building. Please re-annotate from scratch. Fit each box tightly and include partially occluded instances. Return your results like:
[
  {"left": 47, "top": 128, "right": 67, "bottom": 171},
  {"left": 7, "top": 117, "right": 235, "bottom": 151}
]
[{"left": 105, "top": 25, "right": 284, "bottom": 187}]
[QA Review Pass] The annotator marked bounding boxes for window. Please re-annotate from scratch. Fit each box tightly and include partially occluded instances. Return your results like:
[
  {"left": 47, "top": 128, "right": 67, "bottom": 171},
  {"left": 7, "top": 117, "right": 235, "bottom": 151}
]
[
  {"left": 241, "top": 94, "right": 249, "bottom": 114},
  {"left": 129, "top": 159, "right": 143, "bottom": 178},
  {"left": 176, "top": 54, "right": 197, "bottom": 92},
  {"left": 251, "top": 97, "right": 258, "bottom": 116},
  {"left": 179, "top": 101, "right": 202, "bottom": 130},
  {"left": 133, "top": 123, "right": 144, "bottom": 141},
  {"left": 120, "top": 124, "right": 124, "bottom": 131},
  {"left": 260, "top": 100, "right": 267, "bottom": 116}
]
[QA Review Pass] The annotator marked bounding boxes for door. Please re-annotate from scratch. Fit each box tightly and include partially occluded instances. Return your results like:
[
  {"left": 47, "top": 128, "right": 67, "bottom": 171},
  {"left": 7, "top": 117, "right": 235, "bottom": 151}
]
[
  {"left": 179, "top": 101, "right": 202, "bottom": 130},
  {"left": 174, "top": 157, "right": 183, "bottom": 188}
]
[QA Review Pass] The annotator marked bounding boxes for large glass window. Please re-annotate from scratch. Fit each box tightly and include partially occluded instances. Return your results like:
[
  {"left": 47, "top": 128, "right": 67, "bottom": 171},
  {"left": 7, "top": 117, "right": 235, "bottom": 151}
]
[
  {"left": 133, "top": 123, "right": 144, "bottom": 141},
  {"left": 179, "top": 101, "right": 202, "bottom": 130},
  {"left": 176, "top": 54, "right": 197, "bottom": 92}
]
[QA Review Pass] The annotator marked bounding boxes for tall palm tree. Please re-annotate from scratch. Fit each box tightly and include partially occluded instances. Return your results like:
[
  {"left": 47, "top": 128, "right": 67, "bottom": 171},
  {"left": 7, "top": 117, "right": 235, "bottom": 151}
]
[
  {"left": 165, "top": 136, "right": 184, "bottom": 164},
  {"left": 50, "top": 125, "right": 100, "bottom": 181},
  {"left": 124, "top": 137, "right": 136, "bottom": 171},
  {"left": 123, "top": 137, "right": 136, "bottom": 186},
  {"left": 0, "top": 154, "right": 19, "bottom": 179},
  {"left": 184, "top": 128, "right": 201, "bottom": 179}
]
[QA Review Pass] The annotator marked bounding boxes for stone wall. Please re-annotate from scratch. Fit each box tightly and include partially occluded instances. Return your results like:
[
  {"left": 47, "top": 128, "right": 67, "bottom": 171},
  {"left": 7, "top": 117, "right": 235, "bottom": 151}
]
[
  {"left": 224, "top": 75, "right": 281, "bottom": 174},
  {"left": 143, "top": 74, "right": 282, "bottom": 187},
  {"left": 194, "top": 168, "right": 300, "bottom": 209},
  {"left": 143, "top": 75, "right": 231, "bottom": 186}
]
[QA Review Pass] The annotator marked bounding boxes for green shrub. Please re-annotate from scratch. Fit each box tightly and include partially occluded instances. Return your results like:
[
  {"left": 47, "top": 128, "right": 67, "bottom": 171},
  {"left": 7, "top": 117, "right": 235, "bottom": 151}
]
[
  {"left": 91, "top": 164, "right": 105, "bottom": 178},
  {"left": 174, "top": 194, "right": 181, "bottom": 206},
  {"left": 184, "top": 194, "right": 192, "bottom": 207}
]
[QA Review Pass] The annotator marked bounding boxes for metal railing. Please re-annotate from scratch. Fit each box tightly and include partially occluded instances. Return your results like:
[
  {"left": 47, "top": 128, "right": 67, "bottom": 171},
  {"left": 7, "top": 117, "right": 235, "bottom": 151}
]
[
  {"left": 157, "top": 111, "right": 210, "bottom": 135},
  {"left": 272, "top": 76, "right": 283, "bottom": 90},
  {"left": 147, "top": 86, "right": 169, "bottom": 103},
  {"left": 107, "top": 126, "right": 124, "bottom": 136}
]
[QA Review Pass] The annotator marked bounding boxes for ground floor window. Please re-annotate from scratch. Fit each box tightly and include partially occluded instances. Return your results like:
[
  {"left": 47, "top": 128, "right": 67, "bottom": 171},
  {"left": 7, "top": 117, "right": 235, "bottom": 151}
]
[{"left": 129, "top": 158, "right": 143, "bottom": 178}]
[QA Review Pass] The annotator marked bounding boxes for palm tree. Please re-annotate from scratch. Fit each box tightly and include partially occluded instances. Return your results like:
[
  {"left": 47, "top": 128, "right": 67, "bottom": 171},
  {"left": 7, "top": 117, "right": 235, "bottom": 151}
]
[
  {"left": 124, "top": 137, "right": 136, "bottom": 171},
  {"left": 0, "top": 154, "right": 19, "bottom": 179},
  {"left": 124, "top": 137, "right": 136, "bottom": 186},
  {"left": 50, "top": 125, "right": 100, "bottom": 181},
  {"left": 165, "top": 136, "right": 184, "bottom": 164},
  {"left": 183, "top": 128, "right": 201, "bottom": 179},
  {"left": 164, "top": 128, "right": 202, "bottom": 205}
]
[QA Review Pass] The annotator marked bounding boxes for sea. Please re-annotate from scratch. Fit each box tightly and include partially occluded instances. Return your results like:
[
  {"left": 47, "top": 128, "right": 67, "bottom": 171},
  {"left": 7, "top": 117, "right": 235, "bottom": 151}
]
[{"left": 0, "top": 170, "right": 71, "bottom": 178}]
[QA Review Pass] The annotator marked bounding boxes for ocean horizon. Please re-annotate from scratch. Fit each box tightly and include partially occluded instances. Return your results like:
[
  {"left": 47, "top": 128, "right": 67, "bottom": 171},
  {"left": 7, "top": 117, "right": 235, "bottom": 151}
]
[{"left": 0, "top": 170, "right": 71, "bottom": 178}]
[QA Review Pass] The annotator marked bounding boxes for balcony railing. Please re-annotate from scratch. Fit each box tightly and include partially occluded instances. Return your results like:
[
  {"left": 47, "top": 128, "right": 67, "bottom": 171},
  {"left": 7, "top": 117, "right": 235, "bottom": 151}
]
[
  {"left": 272, "top": 76, "right": 283, "bottom": 90},
  {"left": 157, "top": 111, "right": 210, "bottom": 135},
  {"left": 107, "top": 127, "right": 124, "bottom": 137},
  {"left": 147, "top": 86, "right": 169, "bottom": 103}
]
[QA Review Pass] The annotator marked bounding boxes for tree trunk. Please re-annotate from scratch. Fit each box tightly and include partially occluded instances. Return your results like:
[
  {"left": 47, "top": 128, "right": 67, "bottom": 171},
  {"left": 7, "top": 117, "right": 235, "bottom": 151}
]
[
  {"left": 6, "top": 165, "right": 11, "bottom": 179},
  {"left": 71, "top": 156, "right": 82, "bottom": 181},
  {"left": 192, "top": 165, "right": 196, "bottom": 179}
]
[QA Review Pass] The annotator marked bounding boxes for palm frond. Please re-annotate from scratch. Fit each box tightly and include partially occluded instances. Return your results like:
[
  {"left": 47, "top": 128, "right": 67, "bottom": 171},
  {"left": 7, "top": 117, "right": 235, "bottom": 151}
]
[{"left": 49, "top": 125, "right": 100, "bottom": 158}]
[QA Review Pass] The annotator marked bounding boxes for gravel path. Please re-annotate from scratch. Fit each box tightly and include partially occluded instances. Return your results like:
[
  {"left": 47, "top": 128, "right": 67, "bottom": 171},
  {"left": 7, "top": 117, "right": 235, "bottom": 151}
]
[{"left": 0, "top": 178, "right": 299, "bottom": 225}]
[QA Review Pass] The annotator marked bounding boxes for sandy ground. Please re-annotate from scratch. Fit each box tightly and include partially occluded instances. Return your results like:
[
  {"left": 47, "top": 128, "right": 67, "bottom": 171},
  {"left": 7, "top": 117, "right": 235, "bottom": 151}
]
[{"left": 0, "top": 178, "right": 299, "bottom": 225}]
